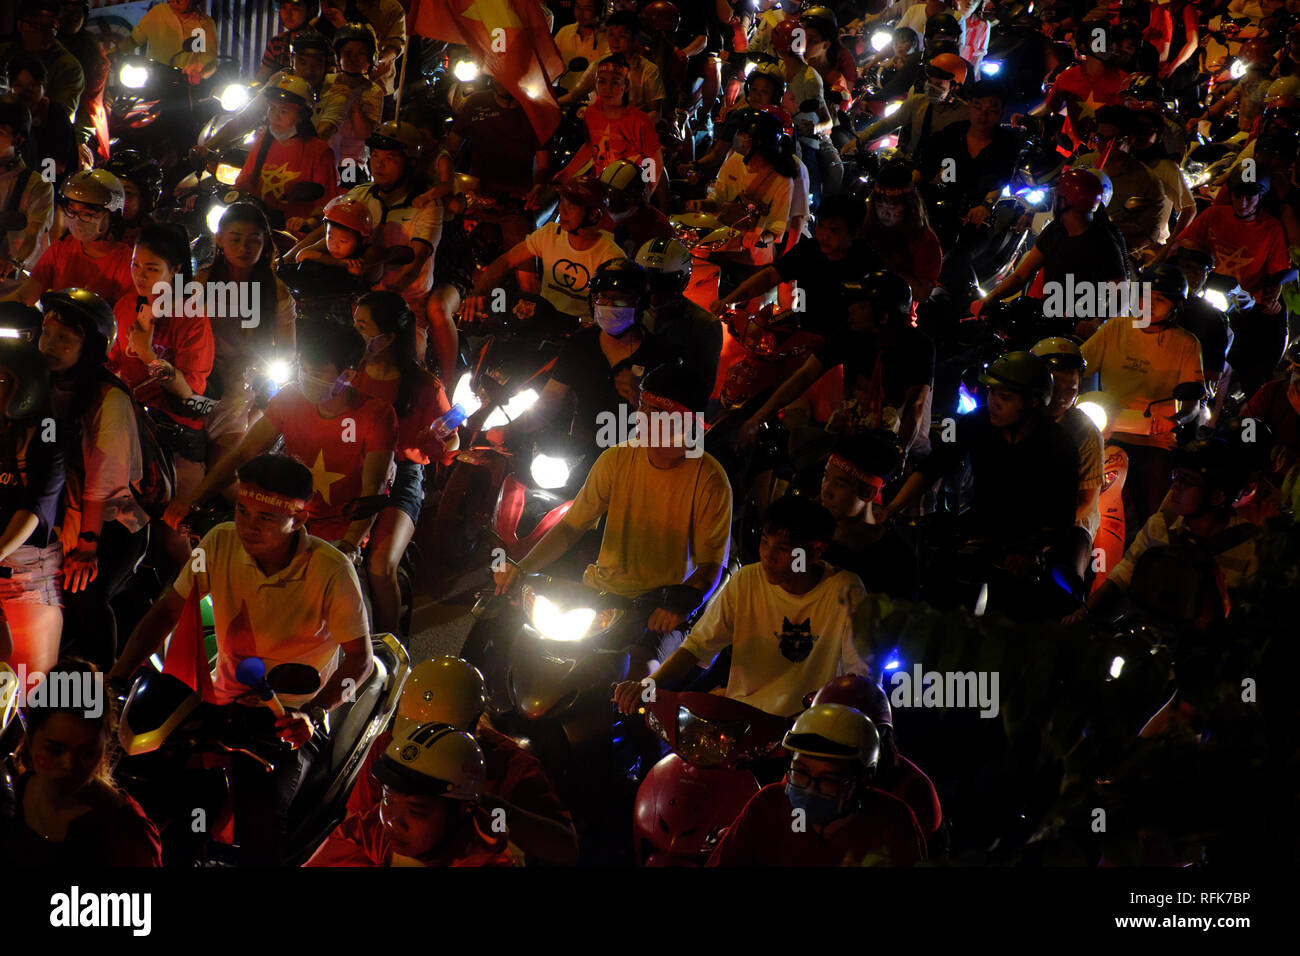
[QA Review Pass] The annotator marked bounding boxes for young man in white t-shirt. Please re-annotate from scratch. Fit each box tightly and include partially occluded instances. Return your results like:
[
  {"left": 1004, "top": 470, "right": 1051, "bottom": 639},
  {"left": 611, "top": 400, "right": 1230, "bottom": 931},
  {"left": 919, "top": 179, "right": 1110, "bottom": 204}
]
[
  {"left": 471, "top": 178, "right": 626, "bottom": 324},
  {"left": 614, "top": 495, "right": 869, "bottom": 718}
]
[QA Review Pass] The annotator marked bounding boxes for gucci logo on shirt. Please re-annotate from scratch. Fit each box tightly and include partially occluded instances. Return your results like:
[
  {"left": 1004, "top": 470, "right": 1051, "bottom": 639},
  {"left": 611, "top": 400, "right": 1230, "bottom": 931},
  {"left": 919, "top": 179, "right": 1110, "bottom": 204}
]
[{"left": 552, "top": 258, "right": 591, "bottom": 292}]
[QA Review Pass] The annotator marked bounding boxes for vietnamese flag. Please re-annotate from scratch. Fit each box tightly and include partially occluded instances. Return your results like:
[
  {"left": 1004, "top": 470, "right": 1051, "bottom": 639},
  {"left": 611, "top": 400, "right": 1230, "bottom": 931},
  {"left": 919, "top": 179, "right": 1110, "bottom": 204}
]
[
  {"left": 162, "top": 587, "right": 218, "bottom": 703},
  {"left": 409, "top": 0, "right": 565, "bottom": 142}
]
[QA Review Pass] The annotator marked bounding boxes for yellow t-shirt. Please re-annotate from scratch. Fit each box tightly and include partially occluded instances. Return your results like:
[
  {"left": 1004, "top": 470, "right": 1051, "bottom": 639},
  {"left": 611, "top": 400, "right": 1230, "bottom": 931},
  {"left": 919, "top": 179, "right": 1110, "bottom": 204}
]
[
  {"left": 1081, "top": 318, "right": 1204, "bottom": 450},
  {"left": 560, "top": 443, "right": 732, "bottom": 597},
  {"left": 132, "top": 4, "right": 218, "bottom": 70}
]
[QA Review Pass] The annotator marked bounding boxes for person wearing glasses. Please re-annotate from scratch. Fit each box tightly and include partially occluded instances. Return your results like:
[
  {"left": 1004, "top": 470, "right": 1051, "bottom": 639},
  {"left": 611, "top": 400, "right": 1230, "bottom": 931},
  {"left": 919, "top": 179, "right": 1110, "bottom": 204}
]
[{"left": 707, "top": 702, "right": 926, "bottom": 866}]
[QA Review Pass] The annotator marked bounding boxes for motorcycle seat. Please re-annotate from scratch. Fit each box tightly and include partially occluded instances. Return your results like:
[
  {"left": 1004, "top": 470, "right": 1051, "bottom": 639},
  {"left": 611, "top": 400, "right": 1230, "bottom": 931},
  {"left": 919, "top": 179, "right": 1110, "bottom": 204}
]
[{"left": 328, "top": 655, "right": 388, "bottom": 775}]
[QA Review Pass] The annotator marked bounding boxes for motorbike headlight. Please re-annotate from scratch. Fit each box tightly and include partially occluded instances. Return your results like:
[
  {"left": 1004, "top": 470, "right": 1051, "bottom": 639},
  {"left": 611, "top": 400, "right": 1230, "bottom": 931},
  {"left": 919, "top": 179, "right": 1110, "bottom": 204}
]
[
  {"left": 219, "top": 83, "right": 252, "bottom": 112},
  {"left": 0, "top": 328, "right": 22, "bottom": 339},
  {"left": 454, "top": 59, "right": 480, "bottom": 82},
  {"left": 1200, "top": 288, "right": 1229, "bottom": 312},
  {"left": 871, "top": 30, "right": 893, "bottom": 53},
  {"left": 206, "top": 201, "right": 228, "bottom": 235},
  {"left": 214, "top": 163, "right": 241, "bottom": 185},
  {"left": 1076, "top": 399, "right": 1108, "bottom": 433},
  {"left": 1182, "top": 164, "right": 1210, "bottom": 190},
  {"left": 451, "top": 371, "right": 482, "bottom": 417},
  {"left": 119, "top": 63, "right": 151, "bottom": 90},
  {"left": 1108, "top": 655, "right": 1126, "bottom": 680},
  {"left": 530, "top": 454, "right": 571, "bottom": 490},
  {"left": 1229, "top": 59, "right": 1247, "bottom": 80},
  {"left": 523, "top": 587, "right": 623, "bottom": 642},
  {"left": 1015, "top": 186, "right": 1046, "bottom": 206},
  {"left": 483, "top": 387, "right": 539, "bottom": 429},
  {"left": 981, "top": 60, "right": 1002, "bottom": 76},
  {"left": 676, "top": 707, "right": 751, "bottom": 768},
  {"left": 884, "top": 100, "right": 903, "bottom": 117}
]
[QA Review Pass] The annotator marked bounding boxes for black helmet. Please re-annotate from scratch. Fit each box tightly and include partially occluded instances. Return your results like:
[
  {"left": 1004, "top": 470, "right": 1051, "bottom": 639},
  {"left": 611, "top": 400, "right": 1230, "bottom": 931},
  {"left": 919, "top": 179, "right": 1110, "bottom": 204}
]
[
  {"left": 979, "top": 351, "right": 1054, "bottom": 408},
  {"left": 1140, "top": 264, "right": 1188, "bottom": 306},
  {"left": 744, "top": 61, "right": 786, "bottom": 102},
  {"left": 333, "top": 21, "right": 378, "bottom": 63},
  {"left": 0, "top": 94, "right": 32, "bottom": 142},
  {"left": 38, "top": 288, "right": 117, "bottom": 363},
  {"left": 1173, "top": 438, "right": 1252, "bottom": 497},
  {"left": 589, "top": 258, "right": 649, "bottom": 304},
  {"left": 735, "top": 107, "right": 787, "bottom": 159},
  {"left": 924, "top": 12, "right": 961, "bottom": 41},
  {"left": 843, "top": 269, "right": 912, "bottom": 319},
  {"left": 1168, "top": 244, "right": 1215, "bottom": 272},
  {"left": 104, "top": 149, "right": 164, "bottom": 209},
  {"left": 0, "top": 339, "right": 51, "bottom": 420},
  {"left": 800, "top": 6, "right": 838, "bottom": 40},
  {"left": 290, "top": 27, "right": 331, "bottom": 57},
  {"left": 0, "top": 302, "right": 42, "bottom": 344}
]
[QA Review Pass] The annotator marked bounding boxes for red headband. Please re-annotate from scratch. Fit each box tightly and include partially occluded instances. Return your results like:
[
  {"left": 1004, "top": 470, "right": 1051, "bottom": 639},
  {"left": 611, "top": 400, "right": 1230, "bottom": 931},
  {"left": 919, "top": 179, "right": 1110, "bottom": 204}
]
[
  {"left": 639, "top": 391, "right": 694, "bottom": 417},
  {"left": 827, "top": 455, "right": 885, "bottom": 502},
  {"left": 239, "top": 485, "right": 308, "bottom": 515}
]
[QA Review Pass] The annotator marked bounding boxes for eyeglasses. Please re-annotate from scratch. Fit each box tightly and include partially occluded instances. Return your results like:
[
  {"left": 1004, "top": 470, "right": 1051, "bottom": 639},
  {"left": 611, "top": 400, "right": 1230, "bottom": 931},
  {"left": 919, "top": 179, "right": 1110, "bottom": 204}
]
[
  {"left": 1169, "top": 470, "right": 1204, "bottom": 489},
  {"left": 788, "top": 766, "right": 853, "bottom": 797},
  {"left": 60, "top": 202, "right": 106, "bottom": 223}
]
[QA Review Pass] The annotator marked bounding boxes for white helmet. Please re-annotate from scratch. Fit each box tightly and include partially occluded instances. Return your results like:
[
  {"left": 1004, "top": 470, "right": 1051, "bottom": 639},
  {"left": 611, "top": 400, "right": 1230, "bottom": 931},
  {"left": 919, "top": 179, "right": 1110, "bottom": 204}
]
[
  {"left": 635, "top": 236, "right": 692, "bottom": 291},
  {"left": 374, "top": 722, "right": 486, "bottom": 801},
  {"left": 782, "top": 703, "right": 881, "bottom": 772}
]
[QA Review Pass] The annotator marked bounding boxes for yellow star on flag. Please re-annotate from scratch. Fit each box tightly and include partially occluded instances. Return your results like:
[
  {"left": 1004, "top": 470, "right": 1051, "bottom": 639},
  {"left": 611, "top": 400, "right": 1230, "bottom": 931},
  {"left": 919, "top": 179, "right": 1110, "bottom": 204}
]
[
  {"left": 1077, "top": 89, "right": 1106, "bottom": 120},
  {"left": 259, "top": 161, "right": 302, "bottom": 201},
  {"left": 460, "top": 0, "right": 521, "bottom": 31},
  {"left": 307, "top": 450, "right": 346, "bottom": 504}
]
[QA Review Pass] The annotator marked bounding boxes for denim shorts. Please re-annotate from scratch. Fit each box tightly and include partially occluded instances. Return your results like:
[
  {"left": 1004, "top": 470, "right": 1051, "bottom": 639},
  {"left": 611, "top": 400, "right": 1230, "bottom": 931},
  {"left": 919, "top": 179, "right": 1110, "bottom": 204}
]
[
  {"left": 387, "top": 460, "right": 425, "bottom": 525},
  {"left": 0, "top": 541, "right": 63, "bottom": 607}
]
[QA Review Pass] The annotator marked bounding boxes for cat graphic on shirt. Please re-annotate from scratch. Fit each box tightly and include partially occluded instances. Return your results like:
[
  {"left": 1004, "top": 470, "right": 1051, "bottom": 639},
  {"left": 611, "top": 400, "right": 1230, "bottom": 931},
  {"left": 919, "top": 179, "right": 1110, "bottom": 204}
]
[{"left": 778, "top": 617, "right": 817, "bottom": 662}]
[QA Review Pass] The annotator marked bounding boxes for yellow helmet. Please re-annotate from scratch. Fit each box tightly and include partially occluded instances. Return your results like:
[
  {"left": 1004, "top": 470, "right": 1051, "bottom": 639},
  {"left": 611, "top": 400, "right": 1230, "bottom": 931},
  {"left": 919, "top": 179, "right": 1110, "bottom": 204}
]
[
  {"left": 366, "top": 120, "right": 424, "bottom": 160},
  {"left": 395, "top": 656, "right": 487, "bottom": 735},
  {"left": 599, "top": 158, "right": 644, "bottom": 196},
  {"left": 782, "top": 703, "right": 880, "bottom": 771},
  {"left": 374, "top": 722, "right": 486, "bottom": 801},
  {"left": 60, "top": 169, "right": 126, "bottom": 213}
]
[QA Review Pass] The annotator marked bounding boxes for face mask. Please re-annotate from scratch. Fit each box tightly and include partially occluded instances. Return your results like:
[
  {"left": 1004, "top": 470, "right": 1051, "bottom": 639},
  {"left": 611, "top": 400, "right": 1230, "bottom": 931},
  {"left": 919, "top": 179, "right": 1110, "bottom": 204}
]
[
  {"left": 785, "top": 781, "right": 850, "bottom": 826},
  {"left": 364, "top": 333, "right": 392, "bottom": 356},
  {"left": 594, "top": 304, "right": 637, "bottom": 335},
  {"left": 924, "top": 82, "right": 948, "bottom": 104},
  {"left": 299, "top": 372, "right": 339, "bottom": 404},
  {"left": 69, "top": 216, "right": 105, "bottom": 242},
  {"left": 269, "top": 122, "right": 297, "bottom": 142}
]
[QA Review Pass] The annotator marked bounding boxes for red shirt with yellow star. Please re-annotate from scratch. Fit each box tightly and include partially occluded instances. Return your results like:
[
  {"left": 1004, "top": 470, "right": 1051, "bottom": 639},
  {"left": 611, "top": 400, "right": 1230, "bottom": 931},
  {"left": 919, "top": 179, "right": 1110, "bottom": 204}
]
[
  {"left": 234, "top": 131, "right": 341, "bottom": 221},
  {"left": 1177, "top": 205, "right": 1291, "bottom": 299},
  {"left": 264, "top": 384, "right": 397, "bottom": 540},
  {"left": 1046, "top": 64, "right": 1129, "bottom": 148}
]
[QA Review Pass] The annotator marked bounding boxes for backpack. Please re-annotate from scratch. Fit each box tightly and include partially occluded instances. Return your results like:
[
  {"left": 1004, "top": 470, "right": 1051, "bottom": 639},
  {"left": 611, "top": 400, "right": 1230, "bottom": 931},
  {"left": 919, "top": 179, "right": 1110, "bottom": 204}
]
[{"left": 130, "top": 395, "right": 176, "bottom": 516}]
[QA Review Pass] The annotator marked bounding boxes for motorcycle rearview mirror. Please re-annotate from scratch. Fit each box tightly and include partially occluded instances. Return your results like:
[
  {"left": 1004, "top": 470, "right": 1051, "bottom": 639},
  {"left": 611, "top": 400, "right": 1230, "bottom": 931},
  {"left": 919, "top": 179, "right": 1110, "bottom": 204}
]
[
  {"left": 266, "top": 663, "right": 322, "bottom": 696},
  {"left": 568, "top": 57, "right": 589, "bottom": 72},
  {"left": 283, "top": 181, "right": 326, "bottom": 203},
  {"left": 1172, "top": 381, "right": 1206, "bottom": 403},
  {"left": 1203, "top": 272, "right": 1236, "bottom": 293},
  {"left": 0, "top": 212, "right": 28, "bottom": 232}
]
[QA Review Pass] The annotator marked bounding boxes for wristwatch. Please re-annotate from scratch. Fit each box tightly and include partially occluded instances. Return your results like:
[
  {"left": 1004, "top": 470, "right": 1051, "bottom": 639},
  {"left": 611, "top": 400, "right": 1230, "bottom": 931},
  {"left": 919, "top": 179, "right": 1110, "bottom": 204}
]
[{"left": 306, "top": 705, "right": 327, "bottom": 734}]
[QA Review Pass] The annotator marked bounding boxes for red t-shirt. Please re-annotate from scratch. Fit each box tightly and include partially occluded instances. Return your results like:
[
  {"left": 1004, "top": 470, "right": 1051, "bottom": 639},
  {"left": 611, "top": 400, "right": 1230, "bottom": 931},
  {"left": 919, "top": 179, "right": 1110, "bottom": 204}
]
[
  {"left": 872, "top": 226, "right": 943, "bottom": 293},
  {"left": 347, "top": 724, "right": 574, "bottom": 831},
  {"left": 707, "top": 781, "right": 926, "bottom": 866},
  {"left": 887, "top": 756, "right": 943, "bottom": 840},
  {"left": 106, "top": 293, "right": 215, "bottom": 429},
  {"left": 1047, "top": 64, "right": 1129, "bottom": 146},
  {"left": 303, "top": 804, "right": 515, "bottom": 867},
  {"left": 264, "top": 385, "right": 398, "bottom": 539},
  {"left": 29, "top": 235, "right": 134, "bottom": 304},
  {"left": 1178, "top": 206, "right": 1291, "bottom": 299},
  {"left": 349, "top": 365, "right": 454, "bottom": 466},
  {"left": 583, "top": 104, "right": 660, "bottom": 176},
  {"left": 234, "top": 132, "right": 340, "bottom": 221}
]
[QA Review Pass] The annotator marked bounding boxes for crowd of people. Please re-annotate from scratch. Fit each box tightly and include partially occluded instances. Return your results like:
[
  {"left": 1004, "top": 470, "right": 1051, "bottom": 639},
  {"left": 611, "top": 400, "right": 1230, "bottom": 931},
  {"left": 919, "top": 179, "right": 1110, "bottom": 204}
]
[{"left": 0, "top": 0, "right": 1297, "bottom": 869}]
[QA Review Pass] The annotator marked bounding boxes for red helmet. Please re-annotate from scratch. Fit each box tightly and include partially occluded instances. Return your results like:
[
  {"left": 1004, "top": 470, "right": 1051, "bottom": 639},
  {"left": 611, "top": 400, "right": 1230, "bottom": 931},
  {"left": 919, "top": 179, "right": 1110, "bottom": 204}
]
[
  {"left": 632, "top": 755, "right": 759, "bottom": 865},
  {"left": 640, "top": 0, "right": 679, "bottom": 34},
  {"left": 322, "top": 195, "right": 373, "bottom": 237},
  {"left": 756, "top": 103, "right": 795, "bottom": 138},
  {"left": 1239, "top": 38, "right": 1273, "bottom": 68},
  {"left": 1056, "top": 167, "right": 1106, "bottom": 213},
  {"left": 812, "top": 675, "right": 893, "bottom": 728},
  {"left": 773, "top": 18, "right": 801, "bottom": 56}
]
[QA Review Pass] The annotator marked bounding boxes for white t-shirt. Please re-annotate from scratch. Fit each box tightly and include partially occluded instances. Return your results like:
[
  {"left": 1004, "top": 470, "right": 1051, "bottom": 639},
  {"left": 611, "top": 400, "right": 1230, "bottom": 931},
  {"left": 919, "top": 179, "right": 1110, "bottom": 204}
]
[
  {"left": 681, "top": 562, "right": 870, "bottom": 717},
  {"left": 554, "top": 23, "right": 607, "bottom": 90},
  {"left": 710, "top": 152, "right": 794, "bottom": 264},
  {"left": 523, "top": 223, "right": 625, "bottom": 319},
  {"left": 346, "top": 182, "right": 443, "bottom": 298},
  {"left": 173, "top": 523, "right": 370, "bottom": 706}
]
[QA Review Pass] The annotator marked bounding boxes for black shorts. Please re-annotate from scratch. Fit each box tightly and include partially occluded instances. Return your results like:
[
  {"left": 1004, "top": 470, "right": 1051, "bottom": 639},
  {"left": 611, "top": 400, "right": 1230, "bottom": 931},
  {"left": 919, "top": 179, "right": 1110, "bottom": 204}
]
[{"left": 387, "top": 460, "right": 425, "bottom": 525}]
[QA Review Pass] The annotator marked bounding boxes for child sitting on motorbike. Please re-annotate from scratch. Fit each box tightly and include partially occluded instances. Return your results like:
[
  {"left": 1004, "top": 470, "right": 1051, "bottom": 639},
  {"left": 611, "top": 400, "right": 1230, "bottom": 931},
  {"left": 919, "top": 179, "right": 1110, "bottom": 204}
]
[
  {"left": 290, "top": 194, "right": 381, "bottom": 290},
  {"left": 345, "top": 656, "right": 579, "bottom": 865},
  {"left": 305, "top": 721, "right": 514, "bottom": 867},
  {"left": 614, "top": 495, "right": 869, "bottom": 718},
  {"left": 707, "top": 703, "right": 926, "bottom": 865}
]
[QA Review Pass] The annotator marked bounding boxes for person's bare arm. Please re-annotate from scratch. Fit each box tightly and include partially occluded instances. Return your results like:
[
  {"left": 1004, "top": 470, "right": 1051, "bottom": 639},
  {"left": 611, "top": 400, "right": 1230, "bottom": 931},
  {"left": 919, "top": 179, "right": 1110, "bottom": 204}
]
[
  {"left": 1076, "top": 485, "right": 1100, "bottom": 525},
  {"left": 164, "top": 414, "right": 280, "bottom": 526},
  {"left": 477, "top": 789, "right": 580, "bottom": 866},
  {"left": 494, "top": 520, "right": 587, "bottom": 594},
  {"left": 898, "top": 383, "right": 930, "bottom": 450},
  {"left": 712, "top": 265, "right": 782, "bottom": 313},
  {"left": 0, "top": 512, "right": 39, "bottom": 563},
  {"left": 309, "top": 636, "right": 374, "bottom": 713},
  {"left": 473, "top": 242, "right": 537, "bottom": 296},
  {"left": 340, "top": 449, "right": 393, "bottom": 551},
  {"left": 979, "top": 245, "right": 1044, "bottom": 307},
  {"left": 1, "top": 275, "right": 43, "bottom": 305},
  {"left": 745, "top": 353, "right": 827, "bottom": 428}
]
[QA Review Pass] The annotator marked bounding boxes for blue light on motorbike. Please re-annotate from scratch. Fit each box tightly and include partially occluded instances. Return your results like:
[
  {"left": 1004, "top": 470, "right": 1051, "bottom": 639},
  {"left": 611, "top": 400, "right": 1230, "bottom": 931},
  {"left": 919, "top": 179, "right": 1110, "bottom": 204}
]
[
  {"left": 1015, "top": 186, "right": 1046, "bottom": 206},
  {"left": 677, "top": 707, "right": 751, "bottom": 768},
  {"left": 981, "top": 60, "right": 1002, "bottom": 76},
  {"left": 530, "top": 454, "right": 572, "bottom": 490},
  {"left": 882, "top": 647, "right": 902, "bottom": 672},
  {"left": 958, "top": 381, "right": 979, "bottom": 414},
  {"left": 120, "top": 62, "right": 152, "bottom": 90}
]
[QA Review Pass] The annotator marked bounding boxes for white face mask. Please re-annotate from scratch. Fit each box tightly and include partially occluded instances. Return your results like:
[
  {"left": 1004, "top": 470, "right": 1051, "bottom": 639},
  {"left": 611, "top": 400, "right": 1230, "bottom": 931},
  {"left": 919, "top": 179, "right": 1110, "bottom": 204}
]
[
  {"left": 594, "top": 304, "right": 637, "bottom": 335},
  {"left": 924, "top": 81, "right": 948, "bottom": 104},
  {"left": 69, "top": 216, "right": 106, "bottom": 242},
  {"left": 299, "top": 372, "right": 339, "bottom": 404},
  {"left": 269, "top": 122, "right": 297, "bottom": 142}
]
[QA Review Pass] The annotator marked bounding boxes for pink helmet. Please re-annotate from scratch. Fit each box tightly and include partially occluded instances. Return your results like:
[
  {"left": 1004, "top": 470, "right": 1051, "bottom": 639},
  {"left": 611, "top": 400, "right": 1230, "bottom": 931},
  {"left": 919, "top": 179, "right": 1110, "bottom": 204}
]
[
  {"left": 812, "top": 675, "right": 892, "bottom": 728},
  {"left": 632, "top": 755, "right": 759, "bottom": 865}
]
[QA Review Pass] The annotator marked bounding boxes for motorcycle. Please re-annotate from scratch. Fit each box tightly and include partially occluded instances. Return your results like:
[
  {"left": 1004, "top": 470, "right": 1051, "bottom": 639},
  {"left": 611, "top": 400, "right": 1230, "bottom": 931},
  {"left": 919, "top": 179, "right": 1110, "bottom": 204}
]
[
  {"left": 631, "top": 689, "right": 789, "bottom": 866},
  {"left": 114, "top": 635, "right": 409, "bottom": 866},
  {"left": 669, "top": 204, "right": 769, "bottom": 309}
]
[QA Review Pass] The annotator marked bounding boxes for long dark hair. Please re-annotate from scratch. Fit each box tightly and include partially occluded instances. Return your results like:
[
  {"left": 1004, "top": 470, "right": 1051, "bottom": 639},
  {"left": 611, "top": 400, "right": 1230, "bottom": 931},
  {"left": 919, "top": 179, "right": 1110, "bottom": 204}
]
[
  {"left": 207, "top": 202, "right": 282, "bottom": 345},
  {"left": 355, "top": 290, "right": 422, "bottom": 418},
  {"left": 17, "top": 657, "right": 119, "bottom": 787},
  {"left": 135, "top": 221, "right": 194, "bottom": 295}
]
